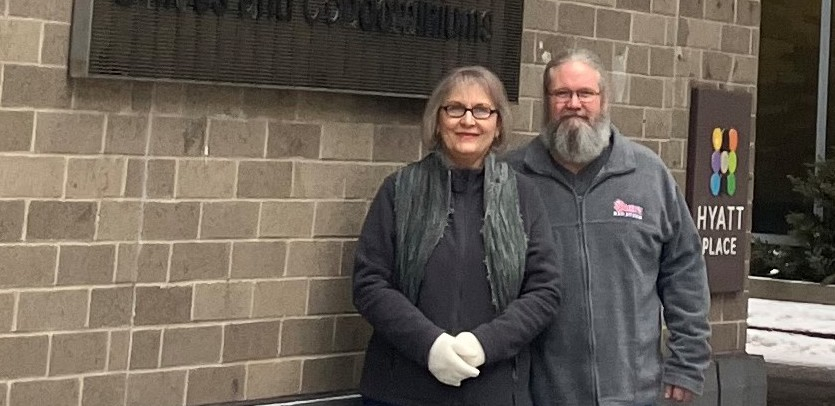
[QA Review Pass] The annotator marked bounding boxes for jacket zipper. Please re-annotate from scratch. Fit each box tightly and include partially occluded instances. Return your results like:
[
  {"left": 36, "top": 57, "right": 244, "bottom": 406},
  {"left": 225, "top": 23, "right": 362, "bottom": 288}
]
[{"left": 575, "top": 193, "right": 600, "bottom": 405}]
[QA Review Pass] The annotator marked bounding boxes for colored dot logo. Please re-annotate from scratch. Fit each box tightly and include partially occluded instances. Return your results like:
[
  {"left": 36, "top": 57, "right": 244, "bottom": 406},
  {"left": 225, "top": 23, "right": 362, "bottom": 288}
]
[{"left": 710, "top": 127, "right": 739, "bottom": 196}]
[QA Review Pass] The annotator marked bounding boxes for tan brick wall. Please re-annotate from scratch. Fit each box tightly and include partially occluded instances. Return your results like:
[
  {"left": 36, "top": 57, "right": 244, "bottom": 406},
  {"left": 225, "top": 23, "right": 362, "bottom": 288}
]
[
  {"left": 0, "top": 0, "right": 759, "bottom": 404},
  {"left": 515, "top": 0, "right": 761, "bottom": 355}
]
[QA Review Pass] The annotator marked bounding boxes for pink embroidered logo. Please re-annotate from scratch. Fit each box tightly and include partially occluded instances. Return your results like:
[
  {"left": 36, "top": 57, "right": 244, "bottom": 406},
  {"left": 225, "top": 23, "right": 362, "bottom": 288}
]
[{"left": 613, "top": 199, "right": 644, "bottom": 220}]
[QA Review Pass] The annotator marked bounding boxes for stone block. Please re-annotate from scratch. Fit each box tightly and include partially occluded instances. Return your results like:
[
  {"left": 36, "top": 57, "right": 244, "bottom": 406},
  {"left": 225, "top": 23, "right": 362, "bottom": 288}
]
[
  {"left": 236, "top": 161, "right": 293, "bottom": 198},
  {"left": 524, "top": 0, "right": 557, "bottom": 31},
  {"left": 90, "top": 287, "right": 133, "bottom": 328},
  {"left": 161, "top": 326, "right": 222, "bottom": 367},
  {"left": 176, "top": 159, "right": 236, "bottom": 198},
  {"left": 624, "top": 45, "right": 650, "bottom": 75},
  {"left": 170, "top": 242, "right": 230, "bottom": 281},
  {"left": 334, "top": 315, "right": 372, "bottom": 352},
  {"left": 193, "top": 282, "right": 253, "bottom": 321},
  {"left": 0, "top": 246, "right": 55, "bottom": 288},
  {"left": 98, "top": 201, "right": 142, "bottom": 241},
  {"left": 675, "top": 47, "right": 701, "bottom": 78},
  {"left": 42, "top": 23, "right": 70, "bottom": 65},
  {"left": 49, "top": 332, "right": 108, "bottom": 375},
  {"left": 703, "top": 51, "right": 733, "bottom": 81},
  {"left": 644, "top": 109, "right": 672, "bottom": 140},
  {"left": 736, "top": 0, "right": 760, "bottom": 26},
  {"left": 82, "top": 374, "right": 126, "bottom": 406},
  {"left": 576, "top": 38, "right": 614, "bottom": 71},
  {"left": 510, "top": 100, "right": 533, "bottom": 132},
  {"left": 149, "top": 116, "right": 206, "bottom": 156},
  {"left": 242, "top": 88, "right": 297, "bottom": 119},
  {"left": 308, "top": 278, "right": 355, "bottom": 315},
  {"left": 209, "top": 119, "right": 266, "bottom": 157},
  {"left": 201, "top": 201, "right": 259, "bottom": 239},
  {"left": 677, "top": 18, "right": 721, "bottom": 50},
  {"left": 286, "top": 241, "right": 342, "bottom": 277},
  {"left": 108, "top": 331, "right": 130, "bottom": 371},
  {"left": 341, "top": 240, "right": 358, "bottom": 276},
  {"left": 267, "top": 122, "right": 321, "bottom": 159},
  {"left": 596, "top": 9, "right": 631, "bottom": 41},
  {"left": 632, "top": 14, "right": 666, "bottom": 46},
  {"left": 182, "top": 84, "right": 242, "bottom": 117},
  {"left": 320, "top": 123, "right": 374, "bottom": 161},
  {"left": 292, "top": 162, "right": 347, "bottom": 198},
  {"left": 57, "top": 244, "right": 115, "bottom": 285},
  {"left": 650, "top": 47, "right": 675, "bottom": 77},
  {"left": 0, "top": 201, "right": 24, "bottom": 242},
  {"left": 660, "top": 139, "right": 684, "bottom": 169},
  {"left": 313, "top": 201, "right": 368, "bottom": 237},
  {"left": 710, "top": 322, "right": 739, "bottom": 353},
  {"left": 125, "top": 370, "right": 186, "bottom": 406},
  {"left": 537, "top": 33, "right": 576, "bottom": 65},
  {"left": 66, "top": 157, "right": 125, "bottom": 198},
  {"left": 73, "top": 79, "right": 134, "bottom": 112},
  {"left": 301, "top": 355, "right": 358, "bottom": 393},
  {"left": 722, "top": 291, "right": 748, "bottom": 321},
  {"left": 671, "top": 108, "right": 689, "bottom": 139},
  {"left": 9, "top": 0, "right": 72, "bottom": 21},
  {"left": 260, "top": 202, "right": 314, "bottom": 238},
  {"left": 280, "top": 317, "right": 334, "bottom": 356},
  {"left": 141, "top": 202, "right": 200, "bottom": 240},
  {"left": 616, "top": 0, "right": 649, "bottom": 12},
  {"left": 131, "top": 83, "right": 153, "bottom": 112},
  {"left": 186, "top": 365, "right": 246, "bottom": 405},
  {"left": 152, "top": 83, "right": 184, "bottom": 114},
  {"left": 116, "top": 243, "right": 169, "bottom": 283},
  {"left": 124, "top": 159, "right": 143, "bottom": 198},
  {"left": 557, "top": 3, "right": 595, "bottom": 36},
  {"left": 28, "top": 201, "right": 97, "bottom": 241},
  {"left": 252, "top": 279, "right": 308, "bottom": 317},
  {"left": 246, "top": 361, "right": 302, "bottom": 399},
  {"left": 296, "top": 91, "right": 421, "bottom": 125},
  {"left": 704, "top": 0, "right": 734, "bottom": 23},
  {"left": 9, "top": 379, "right": 78, "bottom": 406},
  {"left": 130, "top": 329, "right": 161, "bottom": 370},
  {"left": 134, "top": 286, "right": 192, "bottom": 325},
  {"left": 35, "top": 112, "right": 104, "bottom": 153},
  {"left": 222, "top": 321, "right": 280, "bottom": 362},
  {"left": 679, "top": 0, "right": 704, "bottom": 18},
  {"left": 0, "top": 157, "right": 63, "bottom": 198},
  {"left": 652, "top": 0, "right": 677, "bottom": 15},
  {"left": 105, "top": 115, "right": 148, "bottom": 155},
  {"left": 519, "top": 64, "right": 544, "bottom": 99},
  {"left": 146, "top": 159, "right": 176, "bottom": 198},
  {"left": 0, "top": 19, "right": 40, "bottom": 63},
  {"left": 610, "top": 106, "right": 645, "bottom": 138},
  {"left": 231, "top": 241, "right": 286, "bottom": 279},
  {"left": 732, "top": 56, "right": 758, "bottom": 85},
  {"left": 17, "top": 290, "right": 88, "bottom": 331},
  {"left": 0, "top": 294, "right": 13, "bottom": 332},
  {"left": 722, "top": 26, "right": 752, "bottom": 55},
  {"left": 343, "top": 164, "right": 398, "bottom": 200},
  {"left": 630, "top": 76, "right": 664, "bottom": 107},
  {"left": 0, "top": 335, "right": 48, "bottom": 378},
  {"left": 0, "top": 110, "right": 33, "bottom": 151},
  {"left": 1, "top": 65, "right": 72, "bottom": 108},
  {"left": 373, "top": 125, "right": 421, "bottom": 162}
]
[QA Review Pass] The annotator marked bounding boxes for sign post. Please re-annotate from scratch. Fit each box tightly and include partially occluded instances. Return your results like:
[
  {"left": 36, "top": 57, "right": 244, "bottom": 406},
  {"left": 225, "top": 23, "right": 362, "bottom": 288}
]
[{"left": 686, "top": 87, "right": 753, "bottom": 293}]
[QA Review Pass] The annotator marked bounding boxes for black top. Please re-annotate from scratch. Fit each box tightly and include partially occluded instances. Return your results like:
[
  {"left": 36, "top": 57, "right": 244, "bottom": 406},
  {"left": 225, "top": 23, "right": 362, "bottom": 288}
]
[{"left": 353, "top": 168, "right": 561, "bottom": 406}]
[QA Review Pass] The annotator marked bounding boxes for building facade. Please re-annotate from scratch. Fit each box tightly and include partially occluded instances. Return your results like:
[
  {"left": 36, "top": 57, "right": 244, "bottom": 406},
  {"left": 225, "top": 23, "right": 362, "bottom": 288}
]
[{"left": 0, "top": 0, "right": 760, "bottom": 405}]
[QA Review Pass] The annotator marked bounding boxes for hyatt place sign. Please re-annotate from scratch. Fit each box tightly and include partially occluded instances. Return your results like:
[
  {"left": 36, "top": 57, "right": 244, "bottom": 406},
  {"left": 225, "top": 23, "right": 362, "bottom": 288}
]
[{"left": 69, "top": 0, "right": 523, "bottom": 100}]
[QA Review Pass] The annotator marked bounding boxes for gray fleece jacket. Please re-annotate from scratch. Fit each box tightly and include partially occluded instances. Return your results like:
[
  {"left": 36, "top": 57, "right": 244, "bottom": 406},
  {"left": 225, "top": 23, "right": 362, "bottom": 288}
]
[{"left": 505, "top": 128, "right": 711, "bottom": 406}]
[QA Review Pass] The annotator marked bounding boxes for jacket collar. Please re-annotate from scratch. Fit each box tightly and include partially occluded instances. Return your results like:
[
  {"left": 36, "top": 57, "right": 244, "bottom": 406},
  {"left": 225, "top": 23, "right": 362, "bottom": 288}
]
[{"left": 522, "top": 124, "right": 637, "bottom": 181}]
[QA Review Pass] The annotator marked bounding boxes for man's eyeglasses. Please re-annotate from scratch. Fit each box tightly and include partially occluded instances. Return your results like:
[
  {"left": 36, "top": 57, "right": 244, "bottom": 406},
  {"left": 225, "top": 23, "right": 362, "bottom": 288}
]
[
  {"left": 548, "top": 89, "right": 601, "bottom": 103},
  {"left": 442, "top": 104, "right": 497, "bottom": 120}
]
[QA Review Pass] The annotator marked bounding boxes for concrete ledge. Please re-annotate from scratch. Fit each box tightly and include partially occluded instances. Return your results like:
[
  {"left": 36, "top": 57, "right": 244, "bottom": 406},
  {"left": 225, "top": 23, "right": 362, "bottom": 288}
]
[
  {"left": 749, "top": 276, "right": 835, "bottom": 305},
  {"left": 765, "top": 363, "right": 835, "bottom": 406}
]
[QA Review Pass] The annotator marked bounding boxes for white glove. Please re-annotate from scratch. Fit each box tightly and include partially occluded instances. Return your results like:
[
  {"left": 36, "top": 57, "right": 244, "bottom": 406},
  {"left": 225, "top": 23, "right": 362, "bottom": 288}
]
[
  {"left": 427, "top": 333, "right": 480, "bottom": 386},
  {"left": 452, "top": 331, "right": 486, "bottom": 367}
]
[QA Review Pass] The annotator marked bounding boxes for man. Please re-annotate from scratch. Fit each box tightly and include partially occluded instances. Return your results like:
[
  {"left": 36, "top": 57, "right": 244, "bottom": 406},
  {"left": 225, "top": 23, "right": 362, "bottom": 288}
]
[{"left": 505, "top": 48, "right": 711, "bottom": 405}]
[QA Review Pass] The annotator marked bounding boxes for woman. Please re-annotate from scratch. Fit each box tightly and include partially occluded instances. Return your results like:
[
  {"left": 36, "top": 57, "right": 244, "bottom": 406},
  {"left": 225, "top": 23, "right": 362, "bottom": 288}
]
[{"left": 353, "top": 66, "right": 561, "bottom": 406}]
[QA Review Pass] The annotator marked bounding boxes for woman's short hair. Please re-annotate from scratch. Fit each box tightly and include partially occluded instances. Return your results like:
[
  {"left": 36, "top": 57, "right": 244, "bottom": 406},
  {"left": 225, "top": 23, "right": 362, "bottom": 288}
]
[{"left": 421, "top": 66, "right": 512, "bottom": 150}]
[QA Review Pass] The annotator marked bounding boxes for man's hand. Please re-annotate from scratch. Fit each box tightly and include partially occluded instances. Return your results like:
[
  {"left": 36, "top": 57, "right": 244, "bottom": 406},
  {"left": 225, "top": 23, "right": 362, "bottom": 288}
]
[
  {"left": 452, "top": 331, "right": 486, "bottom": 367},
  {"left": 427, "top": 333, "right": 480, "bottom": 386},
  {"left": 664, "top": 385, "right": 694, "bottom": 402}
]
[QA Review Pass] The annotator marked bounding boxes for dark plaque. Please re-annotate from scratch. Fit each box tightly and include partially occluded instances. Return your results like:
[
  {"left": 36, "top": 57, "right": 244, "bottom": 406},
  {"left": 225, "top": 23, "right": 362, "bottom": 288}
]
[
  {"left": 686, "top": 87, "right": 752, "bottom": 293},
  {"left": 69, "top": 0, "right": 523, "bottom": 100}
]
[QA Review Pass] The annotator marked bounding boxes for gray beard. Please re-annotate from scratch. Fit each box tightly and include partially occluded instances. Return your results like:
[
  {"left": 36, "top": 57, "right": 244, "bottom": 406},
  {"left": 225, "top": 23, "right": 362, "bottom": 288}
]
[{"left": 545, "top": 114, "right": 611, "bottom": 165}]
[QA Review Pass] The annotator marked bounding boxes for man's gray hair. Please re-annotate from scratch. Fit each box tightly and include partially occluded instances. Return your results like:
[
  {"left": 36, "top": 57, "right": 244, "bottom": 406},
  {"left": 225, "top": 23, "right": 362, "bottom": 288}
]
[
  {"left": 542, "top": 48, "right": 610, "bottom": 126},
  {"left": 422, "top": 66, "right": 512, "bottom": 150}
]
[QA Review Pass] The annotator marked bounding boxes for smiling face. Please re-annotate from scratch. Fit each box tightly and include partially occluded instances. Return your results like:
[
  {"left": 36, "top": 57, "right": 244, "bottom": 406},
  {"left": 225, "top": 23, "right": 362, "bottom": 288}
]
[{"left": 437, "top": 82, "right": 500, "bottom": 169}]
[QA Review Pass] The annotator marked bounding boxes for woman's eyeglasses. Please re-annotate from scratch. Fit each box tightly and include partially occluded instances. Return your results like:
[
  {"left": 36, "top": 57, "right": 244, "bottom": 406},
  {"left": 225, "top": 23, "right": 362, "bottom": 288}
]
[{"left": 442, "top": 104, "right": 497, "bottom": 120}]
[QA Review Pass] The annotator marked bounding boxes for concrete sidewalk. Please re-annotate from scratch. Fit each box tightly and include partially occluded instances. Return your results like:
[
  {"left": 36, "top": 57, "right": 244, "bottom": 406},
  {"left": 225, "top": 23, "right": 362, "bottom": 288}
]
[{"left": 766, "top": 363, "right": 835, "bottom": 406}]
